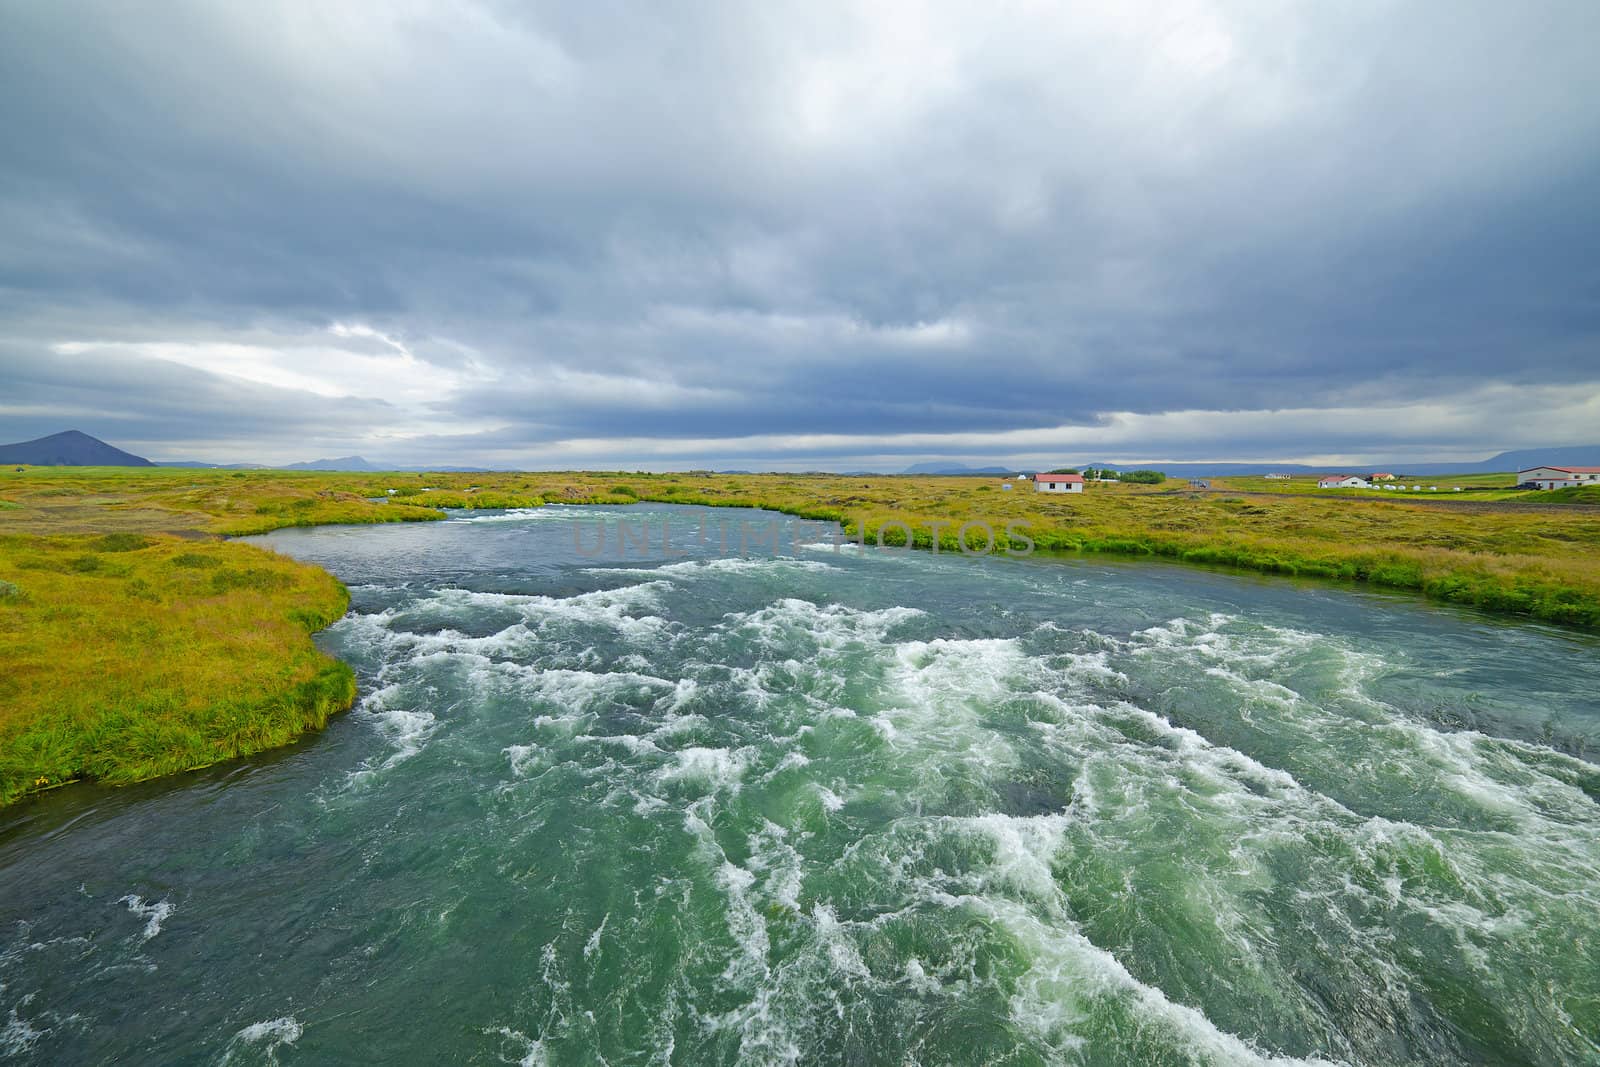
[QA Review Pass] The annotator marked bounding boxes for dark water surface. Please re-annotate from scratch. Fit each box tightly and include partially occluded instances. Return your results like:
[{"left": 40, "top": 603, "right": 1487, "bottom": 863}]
[{"left": 3, "top": 504, "right": 1598, "bottom": 1065}]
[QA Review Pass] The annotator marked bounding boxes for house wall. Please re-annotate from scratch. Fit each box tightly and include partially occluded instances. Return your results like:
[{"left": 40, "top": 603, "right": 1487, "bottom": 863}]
[{"left": 1519, "top": 468, "right": 1600, "bottom": 488}]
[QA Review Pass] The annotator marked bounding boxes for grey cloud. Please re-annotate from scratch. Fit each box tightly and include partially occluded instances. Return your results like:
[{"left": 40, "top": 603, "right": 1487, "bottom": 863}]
[{"left": 1, "top": 1, "right": 1597, "bottom": 466}]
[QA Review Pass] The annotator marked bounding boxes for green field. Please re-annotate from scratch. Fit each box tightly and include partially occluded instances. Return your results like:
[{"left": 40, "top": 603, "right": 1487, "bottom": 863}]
[
  {"left": 1212, "top": 471, "right": 1600, "bottom": 503},
  {"left": 4, "top": 464, "right": 1600, "bottom": 805}
]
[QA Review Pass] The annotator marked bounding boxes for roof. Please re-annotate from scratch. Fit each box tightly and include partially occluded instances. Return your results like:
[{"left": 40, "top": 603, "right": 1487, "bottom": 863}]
[
  {"left": 1036, "top": 473, "right": 1084, "bottom": 483},
  {"left": 1370, "top": 472, "right": 1395, "bottom": 477},
  {"left": 1519, "top": 465, "right": 1600, "bottom": 474},
  {"left": 1318, "top": 474, "right": 1363, "bottom": 482}
]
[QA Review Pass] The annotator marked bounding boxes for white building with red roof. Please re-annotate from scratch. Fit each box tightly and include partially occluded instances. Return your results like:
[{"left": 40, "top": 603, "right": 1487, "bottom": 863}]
[
  {"left": 1518, "top": 465, "right": 1600, "bottom": 490},
  {"left": 1034, "top": 473, "right": 1084, "bottom": 493},
  {"left": 1317, "top": 474, "right": 1370, "bottom": 489}
]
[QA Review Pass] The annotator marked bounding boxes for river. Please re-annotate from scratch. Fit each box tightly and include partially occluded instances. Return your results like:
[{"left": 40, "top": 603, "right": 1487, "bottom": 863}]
[{"left": 2, "top": 504, "right": 1597, "bottom": 1064}]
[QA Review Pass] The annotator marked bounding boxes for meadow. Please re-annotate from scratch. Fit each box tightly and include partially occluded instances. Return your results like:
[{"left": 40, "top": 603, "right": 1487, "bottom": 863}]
[
  {"left": 1211, "top": 471, "right": 1600, "bottom": 503},
  {"left": 3, "top": 464, "right": 1600, "bottom": 805}
]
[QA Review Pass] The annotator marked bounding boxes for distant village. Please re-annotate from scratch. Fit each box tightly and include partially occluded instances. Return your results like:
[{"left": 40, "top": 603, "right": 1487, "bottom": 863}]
[
  {"left": 1000, "top": 468, "right": 1165, "bottom": 494},
  {"left": 1313, "top": 465, "right": 1600, "bottom": 491},
  {"left": 992, "top": 463, "right": 1600, "bottom": 496}
]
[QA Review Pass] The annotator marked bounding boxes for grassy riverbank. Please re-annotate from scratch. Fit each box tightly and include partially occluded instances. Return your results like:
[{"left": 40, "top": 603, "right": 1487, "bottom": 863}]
[
  {"left": 0, "top": 533, "right": 352, "bottom": 805},
  {"left": 3, "top": 464, "right": 1600, "bottom": 805}
]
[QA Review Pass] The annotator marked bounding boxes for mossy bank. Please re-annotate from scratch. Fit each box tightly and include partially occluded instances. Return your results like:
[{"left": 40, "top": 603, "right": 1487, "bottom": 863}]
[{"left": 0, "top": 533, "right": 354, "bottom": 805}]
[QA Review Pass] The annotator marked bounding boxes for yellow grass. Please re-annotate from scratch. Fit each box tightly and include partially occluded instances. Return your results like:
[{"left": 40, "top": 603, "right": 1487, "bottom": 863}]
[{"left": 0, "top": 532, "right": 352, "bottom": 804}]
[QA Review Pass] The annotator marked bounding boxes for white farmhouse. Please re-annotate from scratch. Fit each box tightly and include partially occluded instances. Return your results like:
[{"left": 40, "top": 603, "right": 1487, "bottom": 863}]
[
  {"left": 1317, "top": 475, "right": 1370, "bottom": 489},
  {"left": 1035, "top": 473, "right": 1084, "bottom": 493},
  {"left": 1518, "top": 466, "right": 1600, "bottom": 490}
]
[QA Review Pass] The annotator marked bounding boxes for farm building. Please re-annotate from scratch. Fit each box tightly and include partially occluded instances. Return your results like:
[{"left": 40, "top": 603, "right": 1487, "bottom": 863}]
[
  {"left": 1035, "top": 474, "right": 1084, "bottom": 494},
  {"left": 1263, "top": 473, "right": 1291, "bottom": 480},
  {"left": 1317, "top": 475, "right": 1370, "bottom": 489},
  {"left": 1188, "top": 479, "right": 1211, "bottom": 489},
  {"left": 1370, "top": 472, "right": 1397, "bottom": 481},
  {"left": 1518, "top": 465, "right": 1600, "bottom": 490}
]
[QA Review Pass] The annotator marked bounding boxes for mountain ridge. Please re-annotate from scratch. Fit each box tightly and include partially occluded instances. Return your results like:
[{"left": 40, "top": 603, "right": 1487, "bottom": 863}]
[
  {"left": 0, "top": 430, "right": 153, "bottom": 467},
  {"left": 901, "top": 446, "right": 1600, "bottom": 477}
]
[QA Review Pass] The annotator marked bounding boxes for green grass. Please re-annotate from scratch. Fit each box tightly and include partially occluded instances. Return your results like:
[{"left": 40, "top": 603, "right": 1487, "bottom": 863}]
[
  {"left": 0, "top": 533, "right": 353, "bottom": 805},
  {"left": 1213, "top": 471, "right": 1535, "bottom": 499},
  {"left": 1524, "top": 484, "right": 1600, "bottom": 504},
  {"left": 3, "top": 463, "right": 1600, "bottom": 805}
]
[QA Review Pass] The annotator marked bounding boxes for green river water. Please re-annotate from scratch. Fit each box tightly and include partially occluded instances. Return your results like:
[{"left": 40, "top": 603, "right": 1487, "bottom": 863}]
[{"left": 2, "top": 504, "right": 1597, "bottom": 1065}]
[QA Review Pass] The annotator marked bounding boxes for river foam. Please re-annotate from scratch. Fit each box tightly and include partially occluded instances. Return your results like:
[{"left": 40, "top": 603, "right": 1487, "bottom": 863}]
[{"left": 11, "top": 507, "right": 1593, "bottom": 1064}]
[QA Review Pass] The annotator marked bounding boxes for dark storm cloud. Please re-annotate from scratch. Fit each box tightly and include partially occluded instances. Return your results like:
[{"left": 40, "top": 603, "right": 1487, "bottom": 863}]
[{"left": 1, "top": 1, "right": 1597, "bottom": 467}]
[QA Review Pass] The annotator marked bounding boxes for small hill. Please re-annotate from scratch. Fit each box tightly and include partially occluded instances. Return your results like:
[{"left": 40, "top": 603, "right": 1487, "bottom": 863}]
[
  {"left": 281, "top": 456, "right": 381, "bottom": 471},
  {"left": 0, "top": 430, "right": 153, "bottom": 467},
  {"left": 1477, "top": 446, "right": 1600, "bottom": 472},
  {"left": 900, "top": 461, "right": 1018, "bottom": 475}
]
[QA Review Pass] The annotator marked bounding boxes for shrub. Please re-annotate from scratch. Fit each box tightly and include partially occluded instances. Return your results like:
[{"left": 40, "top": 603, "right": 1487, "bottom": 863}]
[
  {"left": 210, "top": 567, "right": 294, "bottom": 593},
  {"left": 92, "top": 533, "right": 150, "bottom": 552}
]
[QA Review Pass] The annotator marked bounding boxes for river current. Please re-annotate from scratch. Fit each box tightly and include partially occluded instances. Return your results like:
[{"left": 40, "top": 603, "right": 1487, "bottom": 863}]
[{"left": 2, "top": 504, "right": 1597, "bottom": 1064}]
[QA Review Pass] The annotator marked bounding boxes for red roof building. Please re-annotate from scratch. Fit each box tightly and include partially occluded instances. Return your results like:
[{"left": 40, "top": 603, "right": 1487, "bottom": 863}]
[
  {"left": 1518, "top": 465, "right": 1600, "bottom": 488},
  {"left": 1034, "top": 473, "right": 1084, "bottom": 493}
]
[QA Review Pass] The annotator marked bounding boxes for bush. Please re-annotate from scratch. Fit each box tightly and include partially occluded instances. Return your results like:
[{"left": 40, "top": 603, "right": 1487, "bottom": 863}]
[
  {"left": 92, "top": 533, "right": 150, "bottom": 552},
  {"left": 210, "top": 568, "right": 294, "bottom": 593}
]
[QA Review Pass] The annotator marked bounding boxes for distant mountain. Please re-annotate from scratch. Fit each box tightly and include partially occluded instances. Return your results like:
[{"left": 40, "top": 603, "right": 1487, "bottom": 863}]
[
  {"left": 155, "top": 460, "right": 270, "bottom": 469},
  {"left": 900, "top": 461, "right": 1019, "bottom": 475},
  {"left": 0, "top": 430, "right": 153, "bottom": 467},
  {"left": 1073, "top": 446, "right": 1600, "bottom": 478},
  {"left": 281, "top": 456, "right": 382, "bottom": 471},
  {"left": 1468, "top": 446, "right": 1600, "bottom": 472},
  {"left": 161, "top": 457, "right": 493, "bottom": 472}
]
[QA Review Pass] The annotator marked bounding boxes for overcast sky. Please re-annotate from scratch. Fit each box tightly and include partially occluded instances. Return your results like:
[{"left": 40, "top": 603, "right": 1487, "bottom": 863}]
[{"left": 2, "top": 1, "right": 1598, "bottom": 469}]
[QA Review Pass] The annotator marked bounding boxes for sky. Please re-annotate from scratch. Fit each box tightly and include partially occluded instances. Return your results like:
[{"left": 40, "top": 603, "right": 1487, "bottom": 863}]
[{"left": 2, "top": 1, "right": 1598, "bottom": 471}]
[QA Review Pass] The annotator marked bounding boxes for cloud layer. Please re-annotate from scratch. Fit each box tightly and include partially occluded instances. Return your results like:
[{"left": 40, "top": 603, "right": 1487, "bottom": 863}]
[{"left": 2, "top": 1, "right": 1597, "bottom": 468}]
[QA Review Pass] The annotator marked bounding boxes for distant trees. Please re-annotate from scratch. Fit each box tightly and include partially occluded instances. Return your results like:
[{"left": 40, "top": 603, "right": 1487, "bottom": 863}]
[
  {"left": 1071, "top": 468, "right": 1166, "bottom": 484},
  {"left": 1047, "top": 467, "right": 1080, "bottom": 475}
]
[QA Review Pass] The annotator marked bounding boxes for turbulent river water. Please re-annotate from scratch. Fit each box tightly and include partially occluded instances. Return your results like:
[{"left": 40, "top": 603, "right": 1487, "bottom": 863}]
[{"left": 3, "top": 504, "right": 1599, "bottom": 1065}]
